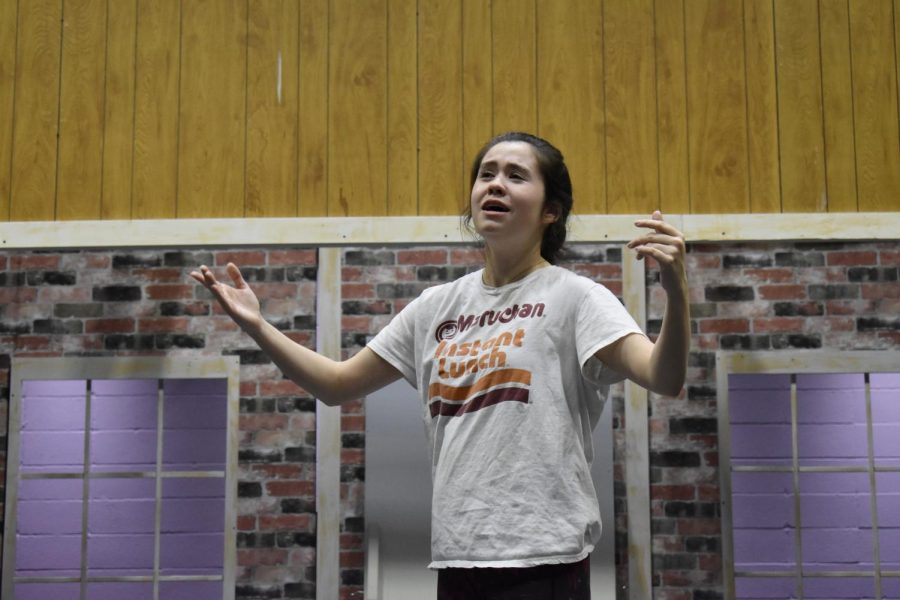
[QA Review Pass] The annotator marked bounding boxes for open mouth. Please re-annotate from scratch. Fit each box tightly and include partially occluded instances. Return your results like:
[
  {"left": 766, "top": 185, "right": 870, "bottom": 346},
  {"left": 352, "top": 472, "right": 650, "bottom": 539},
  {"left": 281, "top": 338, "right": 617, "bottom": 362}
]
[{"left": 482, "top": 201, "right": 510, "bottom": 213}]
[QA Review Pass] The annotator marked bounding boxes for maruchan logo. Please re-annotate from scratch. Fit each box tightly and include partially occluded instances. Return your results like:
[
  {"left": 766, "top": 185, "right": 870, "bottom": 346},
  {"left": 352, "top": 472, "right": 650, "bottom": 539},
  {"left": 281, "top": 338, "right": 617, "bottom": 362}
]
[
  {"left": 435, "top": 320, "right": 459, "bottom": 342},
  {"left": 433, "top": 302, "right": 545, "bottom": 342}
]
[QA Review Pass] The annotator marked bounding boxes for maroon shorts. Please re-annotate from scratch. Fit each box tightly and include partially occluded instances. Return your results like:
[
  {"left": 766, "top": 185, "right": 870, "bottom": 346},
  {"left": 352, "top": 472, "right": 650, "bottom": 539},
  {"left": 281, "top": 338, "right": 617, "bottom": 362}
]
[{"left": 436, "top": 556, "right": 591, "bottom": 600}]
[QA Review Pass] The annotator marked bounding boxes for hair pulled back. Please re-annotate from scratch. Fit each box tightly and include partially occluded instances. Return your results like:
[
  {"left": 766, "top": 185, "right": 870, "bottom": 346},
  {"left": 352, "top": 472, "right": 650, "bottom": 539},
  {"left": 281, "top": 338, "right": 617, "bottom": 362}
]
[{"left": 463, "top": 131, "right": 574, "bottom": 265}]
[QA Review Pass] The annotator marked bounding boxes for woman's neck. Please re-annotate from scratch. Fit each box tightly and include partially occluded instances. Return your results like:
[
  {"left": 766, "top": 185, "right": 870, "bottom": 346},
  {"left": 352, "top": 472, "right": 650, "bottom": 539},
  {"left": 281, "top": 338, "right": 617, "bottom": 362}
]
[{"left": 482, "top": 247, "right": 550, "bottom": 287}]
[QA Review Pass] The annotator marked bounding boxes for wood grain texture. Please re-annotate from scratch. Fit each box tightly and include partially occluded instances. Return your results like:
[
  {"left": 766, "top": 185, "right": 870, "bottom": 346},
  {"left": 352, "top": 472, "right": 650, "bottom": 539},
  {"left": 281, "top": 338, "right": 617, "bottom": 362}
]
[
  {"left": 101, "top": 0, "right": 137, "bottom": 219},
  {"left": 775, "top": 0, "right": 826, "bottom": 212},
  {"left": 819, "top": 0, "right": 857, "bottom": 212},
  {"left": 387, "top": 0, "right": 417, "bottom": 215},
  {"left": 461, "top": 0, "right": 492, "bottom": 197},
  {"left": 418, "top": 0, "right": 463, "bottom": 216},
  {"left": 604, "top": 0, "right": 658, "bottom": 214},
  {"left": 178, "top": 0, "right": 247, "bottom": 218},
  {"left": 57, "top": 0, "right": 106, "bottom": 220},
  {"left": 133, "top": 0, "right": 180, "bottom": 219},
  {"left": 298, "top": 0, "right": 328, "bottom": 216},
  {"left": 537, "top": 0, "right": 606, "bottom": 214},
  {"left": 328, "top": 0, "right": 387, "bottom": 216},
  {"left": 685, "top": 0, "right": 749, "bottom": 213},
  {"left": 10, "top": 0, "right": 62, "bottom": 221},
  {"left": 654, "top": 0, "right": 689, "bottom": 215},
  {"left": 492, "top": 0, "right": 536, "bottom": 134},
  {"left": 743, "top": 0, "right": 781, "bottom": 213},
  {"left": 849, "top": 0, "right": 900, "bottom": 211},
  {"left": 246, "top": 0, "right": 299, "bottom": 217},
  {"left": 0, "top": 0, "right": 17, "bottom": 220}
]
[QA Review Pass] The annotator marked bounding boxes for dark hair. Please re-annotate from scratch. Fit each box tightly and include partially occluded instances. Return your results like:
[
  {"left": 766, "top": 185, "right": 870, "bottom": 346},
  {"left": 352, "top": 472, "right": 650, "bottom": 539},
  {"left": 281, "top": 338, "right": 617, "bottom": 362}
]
[{"left": 462, "top": 131, "right": 574, "bottom": 264}]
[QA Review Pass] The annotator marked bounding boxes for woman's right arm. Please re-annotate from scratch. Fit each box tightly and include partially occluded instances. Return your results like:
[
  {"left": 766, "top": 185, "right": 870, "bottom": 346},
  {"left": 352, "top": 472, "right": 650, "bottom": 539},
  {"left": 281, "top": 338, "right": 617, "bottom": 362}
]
[{"left": 191, "top": 263, "right": 402, "bottom": 406}]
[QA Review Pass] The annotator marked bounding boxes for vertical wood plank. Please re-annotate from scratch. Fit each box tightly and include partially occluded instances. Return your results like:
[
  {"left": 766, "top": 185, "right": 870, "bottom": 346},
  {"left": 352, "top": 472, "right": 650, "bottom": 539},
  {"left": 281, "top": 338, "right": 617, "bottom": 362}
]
[
  {"left": 10, "top": 0, "right": 62, "bottom": 221},
  {"left": 492, "top": 0, "right": 536, "bottom": 134},
  {"left": 386, "top": 0, "right": 417, "bottom": 215},
  {"left": 775, "top": 0, "right": 827, "bottom": 212},
  {"left": 57, "top": 0, "right": 107, "bottom": 220},
  {"left": 328, "top": 0, "right": 387, "bottom": 216},
  {"left": 537, "top": 0, "right": 606, "bottom": 214},
  {"left": 418, "top": 0, "right": 463, "bottom": 216},
  {"left": 461, "top": 0, "right": 492, "bottom": 197},
  {"left": 0, "top": 0, "right": 17, "bottom": 220},
  {"left": 743, "top": 0, "right": 781, "bottom": 213},
  {"left": 246, "top": 0, "right": 299, "bottom": 217},
  {"left": 849, "top": 0, "right": 900, "bottom": 211},
  {"left": 102, "top": 0, "right": 137, "bottom": 219},
  {"left": 654, "top": 0, "right": 690, "bottom": 215},
  {"left": 133, "top": 0, "right": 180, "bottom": 219},
  {"left": 604, "top": 0, "right": 658, "bottom": 214},
  {"left": 684, "top": 0, "right": 749, "bottom": 214},
  {"left": 819, "top": 0, "right": 857, "bottom": 212},
  {"left": 178, "top": 0, "right": 247, "bottom": 218},
  {"left": 298, "top": 0, "right": 328, "bottom": 216}
]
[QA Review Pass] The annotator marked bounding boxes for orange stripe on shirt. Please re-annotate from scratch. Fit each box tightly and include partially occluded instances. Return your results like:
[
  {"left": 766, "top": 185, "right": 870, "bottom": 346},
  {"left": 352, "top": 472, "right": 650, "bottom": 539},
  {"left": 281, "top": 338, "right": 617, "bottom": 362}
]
[{"left": 428, "top": 368, "right": 532, "bottom": 403}]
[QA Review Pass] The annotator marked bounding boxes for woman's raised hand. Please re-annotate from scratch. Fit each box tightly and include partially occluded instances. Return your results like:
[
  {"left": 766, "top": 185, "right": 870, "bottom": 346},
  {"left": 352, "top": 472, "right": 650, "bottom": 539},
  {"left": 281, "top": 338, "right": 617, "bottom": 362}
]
[
  {"left": 627, "top": 210, "right": 688, "bottom": 296},
  {"left": 190, "top": 263, "right": 264, "bottom": 333}
]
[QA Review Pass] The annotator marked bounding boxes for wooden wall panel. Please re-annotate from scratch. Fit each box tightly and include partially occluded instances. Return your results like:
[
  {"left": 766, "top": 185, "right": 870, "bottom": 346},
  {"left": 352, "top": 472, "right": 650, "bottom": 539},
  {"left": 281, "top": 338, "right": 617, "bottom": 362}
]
[
  {"left": 775, "top": 0, "right": 827, "bottom": 212},
  {"left": 604, "top": 0, "right": 657, "bottom": 214},
  {"left": 418, "top": 0, "right": 463, "bottom": 216},
  {"left": 178, "top": 0, "right": 247, "bottom": 218},
  {"left": 461, "top": 0, "right": 492, "bottom": 195},
  {"left": 0, "top": 0, "right": 17, "bottom": 220},
  {"left": 101, "top": 0, "right": 137, "bottom": 219},
  {"left": 57, "top": 0, "right": 106, "bottom": 220},
  {"left": 328, "top": 0, "right": 387, "bottom": 216},
  {"left": 537, "top": 0, "right": 606, "bottom": 215},
  {"left": 492, "top": 0, "right": 537, "bottom": 135},
  {"left": 298, "top": 0, "right": 328, "bottom": 216},
  {"left": 849, "top": 0, "right": 900, "bottom": 211},
  {"left": 743, "top": 0, "right": 781, "bottom": 213},
  {"left": 819, "top": 0, "right": 857, "bottom": 212},
  {"left": 247, "top": 0, "right": 299, "bottom": 217},
  {"left": 685, "top": 0, "right": 749, "bottom": 214},
  {"left": 654, "top": 0, "right": 690, "bottom": 215},
  {"left": 10, "top": 0, "right": 61, "bottom": 221},
  {"left": 133, "top": 0, "right": 179, "bottom": 219},
  {"left": 386, "top": 0, "right": 417, "bottom": 216}
]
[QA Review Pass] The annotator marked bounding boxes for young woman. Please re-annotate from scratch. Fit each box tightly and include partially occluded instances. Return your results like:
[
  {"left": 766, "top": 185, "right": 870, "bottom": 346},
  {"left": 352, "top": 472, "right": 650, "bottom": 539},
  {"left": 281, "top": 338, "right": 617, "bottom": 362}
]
[{"left": 192, "top": 132, "right": 689, "bottom": 599}]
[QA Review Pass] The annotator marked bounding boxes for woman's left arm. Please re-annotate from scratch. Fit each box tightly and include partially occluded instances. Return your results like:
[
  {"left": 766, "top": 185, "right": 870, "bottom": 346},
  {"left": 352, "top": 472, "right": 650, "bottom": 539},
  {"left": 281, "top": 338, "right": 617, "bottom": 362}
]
[{"left": 595, "top": 211, "right": 690, "bottom": 397}]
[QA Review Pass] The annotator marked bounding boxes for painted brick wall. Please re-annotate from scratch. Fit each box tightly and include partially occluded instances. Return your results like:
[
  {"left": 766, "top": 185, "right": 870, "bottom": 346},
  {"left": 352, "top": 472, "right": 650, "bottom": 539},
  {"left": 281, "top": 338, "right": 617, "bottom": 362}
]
[{"left": 0, "top": 240, "right": 897, "bottom": 600}]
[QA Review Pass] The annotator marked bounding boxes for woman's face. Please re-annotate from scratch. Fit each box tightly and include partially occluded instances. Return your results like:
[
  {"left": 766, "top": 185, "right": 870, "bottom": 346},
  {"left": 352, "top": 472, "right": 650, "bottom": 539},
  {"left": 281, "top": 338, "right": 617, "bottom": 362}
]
[{"left": 470, "top": 141, "right": 554, "bottom": 247}]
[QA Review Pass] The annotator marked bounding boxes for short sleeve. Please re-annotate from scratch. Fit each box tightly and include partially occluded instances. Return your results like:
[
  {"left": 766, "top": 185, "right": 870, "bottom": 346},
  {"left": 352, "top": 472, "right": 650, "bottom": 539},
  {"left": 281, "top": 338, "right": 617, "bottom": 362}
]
[
  {"left": 575, "top": 284, "right": 644, "bottom": 385},
  {"left": 366, "top": 295, "right": 420, "bottom": 387}
]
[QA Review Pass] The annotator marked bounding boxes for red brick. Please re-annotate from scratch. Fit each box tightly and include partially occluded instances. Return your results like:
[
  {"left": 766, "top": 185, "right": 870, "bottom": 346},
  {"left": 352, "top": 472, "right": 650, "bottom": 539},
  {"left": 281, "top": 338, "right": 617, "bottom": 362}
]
[
  {"left": 240, "top": 414, "right": 289, "bottom": 430},
  {"left": 0, "top": 256, "right": 6, "bottom": 269},
  {"left": 881, "top": 250, "right": 900, "bottom": 265},
  {"left": 340, "top": 550, "right": 365, "bottom": 569},
  {"left": 237, "top": 515, "right": 257, "bottom": 531},
  {"left": 825, "top": 317, "right": 855, "bottom": 332},
  {"left": 450, "top": 248, "right": 485, "bottom": 265},
  {"left": 144, "top": 284, "right": 194, "bottom": 300},
  {"left": 138, "top": 317, "right": 190, "bottom": 333},
  {"left": 341, "top": 267, "right": 364, "bottom": 281},
  {"left": 677, "top": 518, "right": 720, "bottom": 535},
  {"left": 653, "top": 590, "right": 691, "bottom": 600},
  {"left": 133, "top": 267, "right": 184, "bottom": 282},
  {"left": 703, "top": 451, "right": 718, "bottom": 466},
  {"left": 753, "top": 317, "right": 805, "bottom": 333},
  {"left": 698, "top": 553, "right": 722, "bottom": 572},
  {"left": 216, "top": 251, "right": 267, "bottom": 266},
  {"left": 211, "top": 316, "right": 240, "bottom": 331},
  {"left": 744, "top": 267, "right": 794, "bottom": 283},
  {"left": 340, "top": 587, "right": 364, "bottom": 600},
  {"left": 686, "top": 255, "right": 721, "bottom": 269},
  {"left": 342, "top": 283, "right": 374, "bottom": 299},
  {"left": 662, "top": 572, "right": 692, "bottom": 587},
  {"left": 652, "top": 485, "right": 695, "bottom": 501},
  {"left": 605, "top": 281, "right": 623, "bottom": 296},
  {"left": 698, "top": 485, "right": 719, "bottom": 502},
  {"left": 10, "top": 255, "right": 59, "bottom": 270},
  {"left": 285, "top": 331, "right": 313, "bottom": 346},
  {"left": 265, "top": 481, "right": 314, "bottom": 497},
  {"left": 240, "top": 381, "right": 257, "bottom": 396},
  {"left": 827, "top": 250, "right": 877, "bottom": 266},
  {"left": 38, "top": 287, "right": 91, "bottom": 303},
  {"left": 85, "top": 318, "right": 136, "bottom": 334},
  {"left": 269, "top": 249, "right": 316, "bottom": 265},
  {"left": 16, "top": 336, "right": 51, "bottom": 351},
  {"left": 397, "top": 249, "right": 448, "bottom": 265},
  {"left": 570, "top": 264, "right": 622, "bottom": 280},
  {"left": 251, "top": 464, "right": 303, "bottom": 479},
  {"left": 757, "top": 284, "right": 806, "bottom": 300},
  {"left": 342, "top": 415, "right": 365, "bottom": 432},
  {"left": 259, "top": 380, "right": 304, "bottom": 397},
  {"left": 862, "top": 283, "right": 900, "bottom": 299},
  {"left": 237, "top": 548, "right": 288, "bottom": 566},
  {"left": 246, "top": 283, "right": 297, "bottom": 300},
  {"left": 341, "top": 449, "right": 364, "bottom": 464},
  {"left": 698, "top": 318, "right": 750, "bottom": 334},
  {"left": 341, "top": 533, "right": 364, "bottom": 549},
  {"left": 259, "top": 514, "right": 313, "bottom": 531},
  {"left": 341, "top": 316, "right": 371, "bottom": 331}
]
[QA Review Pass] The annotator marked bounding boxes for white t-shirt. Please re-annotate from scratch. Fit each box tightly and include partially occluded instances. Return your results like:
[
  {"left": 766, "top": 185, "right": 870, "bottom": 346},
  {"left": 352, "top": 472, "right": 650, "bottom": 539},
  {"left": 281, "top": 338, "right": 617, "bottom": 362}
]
[{"left": 367, "top": 265, "right": 643, "bottom": 568}]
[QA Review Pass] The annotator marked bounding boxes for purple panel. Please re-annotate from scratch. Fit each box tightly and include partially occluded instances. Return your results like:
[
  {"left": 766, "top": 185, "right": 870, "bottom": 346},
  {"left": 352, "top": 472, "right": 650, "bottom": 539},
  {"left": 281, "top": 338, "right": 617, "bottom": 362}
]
[
  {"left": 796, "top": 387, "right": 866, "bottom": 424},
  {"left": 799, "top": 473, "right": 873, "bottom": 571},
  {"left": 797, "top": 373, "right": 865, "bottom": 391},
  {"left": 870, "top": 372, "right": 900, "bottom": 389},
  {"left": 17, "top": 498, "right": 82, "bottom": 534},
  {"left": 730, "top": 424, "right": 792, "bottom": 465},
  {"left": 160, "top": 533, "right": 225, "bottom": 571},
  {"left": 20, "top": 380, "right": 86, "bottom": 474},
  {"left": 18, "top": 477, "right": 83, "bottom": 500},
  {"left": 162, "top": 429, "right": 226, "bottom": 470},
  {"left": 159, "top": 581, "right": 223, "bottom": 600},
  {"left": 873, "top": 379, "right": 900, "bottom": 465},
  {"left": 734, "top": 577, "right": 797, "bottom": 599},
  {"left": 91, "top": 390, "right": 157, "bottom": 429},
  {"left": 733, "top": 528, "right": 796, "bottom": 570},
  {"left": 729, "top": 389, "right": 791, "bottom": 424},
  {"left": 878, "top": 473, "right": 900, "bottom": 569},
  {"left": 19, "top": 431, "right": 85, "bottom": 473},
  {"left": 86, "top": 582, "right": 153, "bottom": 600},
  {"left": 883, "top": 578, "right": 900, "bottom": 600},
  {"left": 164, "top": 377, "right": 227, "bottom": 396},
  {"left": 86, "top": 533, "right": 155, "bottom": 572},
  {"left": 89, "top": 499, "right": 155, "bottom": 534},
  {"left": 164, "top": 393, "right": 227, "bottom": 430},
  {"left": 163, "top": 477, "right": 225, "bottom": 498},
  {"left": 801, "top": 528, "right": 874, "bottom": 570},
  {"left": 15, "top": 534, "right": 82, "bottom": 574},
  {"left": 92, "top": 378, "right": 158, "bottom": 396},
  {"left": 21, "top": 379, "right": 87, "bottom": 397},
  {"left": 731, "top": 471, "right": 793, "bottom": 494},
  {"left": 732, "top": 493, "right": 793, "bottom": 528},
  {"left": 91, "top": 477, "right": 156, "bottom": 500},
  {"left": 14, "top": 583, "right": 80, "bottom": 600},
  {"left": 797, "top": 423, "right": 868, "bottom": 464},
  {"left": 729, "top": 374, "right": 792, "bottom": 391},
  {"left": 91, "top": 430, "right": 158, "bottom": 471},
  {"left": 21, "top": 394, "right": 85, "bottom": 430},
  {"left": 162, "top": 499, "right": 225, "bottom": 533},
  {"left": 803, "top": 577, "right": 875, "bottom": 599},
  {"left": 159, "top": 478, "right": 225, "bottom": 573}
]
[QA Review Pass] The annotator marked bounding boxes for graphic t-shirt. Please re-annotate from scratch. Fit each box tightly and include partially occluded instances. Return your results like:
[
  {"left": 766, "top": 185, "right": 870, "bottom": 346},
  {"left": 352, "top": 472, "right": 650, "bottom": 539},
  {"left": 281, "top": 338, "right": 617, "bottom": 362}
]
[{"left": 367, "top": 265, "right": 643, "bottom": 568}]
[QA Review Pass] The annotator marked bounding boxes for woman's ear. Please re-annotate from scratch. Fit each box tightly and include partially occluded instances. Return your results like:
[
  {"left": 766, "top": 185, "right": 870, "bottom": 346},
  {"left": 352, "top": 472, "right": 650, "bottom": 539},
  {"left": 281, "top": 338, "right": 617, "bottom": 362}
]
[{"left": 542, "top": 202, "right": 560, "bottom": 224}]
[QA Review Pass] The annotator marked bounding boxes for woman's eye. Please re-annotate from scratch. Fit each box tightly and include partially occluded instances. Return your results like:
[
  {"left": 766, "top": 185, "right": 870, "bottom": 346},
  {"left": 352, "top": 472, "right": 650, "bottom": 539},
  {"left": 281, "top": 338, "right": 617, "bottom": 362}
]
[{"left": 479, "top": 171, "right": 494, "bottom": 179}]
